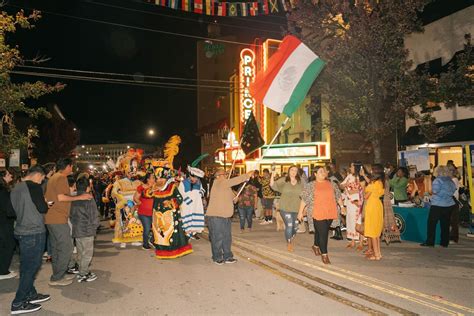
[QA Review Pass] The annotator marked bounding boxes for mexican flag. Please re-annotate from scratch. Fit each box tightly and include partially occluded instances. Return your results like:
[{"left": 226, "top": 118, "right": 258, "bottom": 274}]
[{"left": 249, "top": 35, "right": 325, "bottom": 117}]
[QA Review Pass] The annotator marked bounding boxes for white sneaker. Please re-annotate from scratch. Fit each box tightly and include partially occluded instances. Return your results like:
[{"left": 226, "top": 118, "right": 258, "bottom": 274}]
[
  {"left": 120, "top": 243, "right": 126, "bottom": 248},
  {"left": 131, "top": 242, "right": 142, "bottom": 247},
  {"left": 0, "top": 271, "right": 17, "bottom": 280}
]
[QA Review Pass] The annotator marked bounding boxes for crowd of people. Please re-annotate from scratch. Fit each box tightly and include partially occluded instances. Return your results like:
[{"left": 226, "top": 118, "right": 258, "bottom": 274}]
[{"left": 0, "top": 154, "right": 469, "bottom": 314}]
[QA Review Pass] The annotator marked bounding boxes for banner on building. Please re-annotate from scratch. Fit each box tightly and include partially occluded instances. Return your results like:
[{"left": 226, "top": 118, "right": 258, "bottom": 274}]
[{"left": 146, "top": 0, "right": 287, "bottom": 16}]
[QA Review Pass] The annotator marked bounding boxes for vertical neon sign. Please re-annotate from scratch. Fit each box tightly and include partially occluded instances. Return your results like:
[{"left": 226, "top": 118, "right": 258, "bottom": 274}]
[{"left": 240, "top": 48, "right": 256, "bottom": 122}]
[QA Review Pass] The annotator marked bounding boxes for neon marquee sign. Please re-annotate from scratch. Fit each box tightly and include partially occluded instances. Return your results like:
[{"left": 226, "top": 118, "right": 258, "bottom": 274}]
[{"left": 239, "top": 48, "right": 256, "bottom": 122}]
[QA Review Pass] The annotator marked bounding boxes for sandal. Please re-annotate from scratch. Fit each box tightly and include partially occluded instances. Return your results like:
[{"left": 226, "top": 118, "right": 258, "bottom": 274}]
[
  {"left": 346, "top": 242, "right": 355, "bottom": 249},
  {"left": 368, "top": 255, "right": 382, "bottom": 261},
  {"left": 356, "top": 244, "right": 364, "bottom": 251}
]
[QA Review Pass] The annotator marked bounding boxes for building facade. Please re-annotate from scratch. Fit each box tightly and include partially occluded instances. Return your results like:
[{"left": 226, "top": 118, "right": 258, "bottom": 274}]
[
  {"left": 402, "top": 5, "right": 474, "bottom": 184},
  {"left": 74, "top": 143, "right": 158, "bottom": 171}
]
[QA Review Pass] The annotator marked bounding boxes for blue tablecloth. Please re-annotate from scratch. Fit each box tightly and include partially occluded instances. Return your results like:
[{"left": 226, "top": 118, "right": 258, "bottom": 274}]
[{"left": 393, "top": 206, "right": 441, "bottom": 244}]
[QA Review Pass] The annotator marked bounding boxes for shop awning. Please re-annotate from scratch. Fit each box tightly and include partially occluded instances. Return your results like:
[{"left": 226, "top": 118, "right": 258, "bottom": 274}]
[{"left": 402, "top": 118, "right": 474, "bottom": 146}]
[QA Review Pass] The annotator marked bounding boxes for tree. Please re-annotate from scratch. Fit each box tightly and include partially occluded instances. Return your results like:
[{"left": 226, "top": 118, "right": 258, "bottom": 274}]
[
  {"left": 287, "top": 0, "right": 473, "bottom": 162},
  {"left": 33, "top": 114, "right": 79, "bottom": 163},
  {"left": 0, "top": 8, "right": 63, "bottom": 157}
]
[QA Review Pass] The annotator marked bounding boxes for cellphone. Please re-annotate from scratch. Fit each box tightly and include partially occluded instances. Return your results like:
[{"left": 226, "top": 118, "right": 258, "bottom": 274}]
[{"left": 354, "top": 164, "right": 362, "bottom": 174}]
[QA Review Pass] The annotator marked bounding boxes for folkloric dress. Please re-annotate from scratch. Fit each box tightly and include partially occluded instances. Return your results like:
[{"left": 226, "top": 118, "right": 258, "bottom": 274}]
[
  {"left": 145, "top": 182, "right": 193, "bottom": 259},
  {"left": 111, "top": 177, "right": 143, "bottom": 244},
  {"left": 178, "top": 178, "right": 205, "bottom": 237},
  {"left": 341, "top": 174, "right": 363, "bottom": 241}
]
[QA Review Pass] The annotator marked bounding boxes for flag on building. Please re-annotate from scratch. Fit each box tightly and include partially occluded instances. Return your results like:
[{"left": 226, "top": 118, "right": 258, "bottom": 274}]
[
  {"left": 249, "top": 35, "right": 325, "bottom": 117},
  {"left": 262, "top": 0, "right": 270, "bottom": 14},
  {"left": 269, "top": 0, "right": 279, "bottom": 13},
  {"left": 240, "top": 2, "right": 248, "bottom": 16},
  {"left": 240, "top": 112, "right": 265, "bottom": 156},
  {"left": 160, "top": 0, "right": 167, "bottom": 7},
  {"left": 217, "top": 2, "right": 227, "bottom": 16},
  {"left": 205, "top": 0, "right": 214, "bottom": 15},
  {"left": 228, "top": 2, "right": 238, "bottom": 16},
  {"left": 170, "top": 0, "right": 179, "bottom": 9},
  {"left": 194, "top": 0, "right": 203, "bottom": 13},
  {"left": 181, "top": 0, "right": 193, "bottom": 11},
  {"left": 250, "top": 2, "right": 259, "bottom": 15}
]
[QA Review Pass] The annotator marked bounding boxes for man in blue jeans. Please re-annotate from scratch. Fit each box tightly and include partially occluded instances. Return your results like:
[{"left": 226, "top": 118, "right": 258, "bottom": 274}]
[
  {"left": 206, "top": 169, "right": 252, "bottom": 265},
  {"left": 10, "top": 166, "right": 51, "bottom": 314}
]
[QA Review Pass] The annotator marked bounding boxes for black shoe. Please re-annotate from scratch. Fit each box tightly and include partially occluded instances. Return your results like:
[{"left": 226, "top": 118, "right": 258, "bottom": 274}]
[
  {"left": 213, "top": 260, "right": 225, "bottom": 265},
  {"left": 420, "top": 243, "right": 434, "bottom": 247},
  {"left": 28, "top": 293, "right": 50, "bottom": 304},
  {"left": 330, "top": 226, "right": 343, "bottom": 240},
  {"left": 194, "top": 235, "right": 201, "bottom": 240},
  {"left": 225, "top": 258, "right": 237, "bottom": 264},
  {"left": 11, "top": 302, "right": 42, "bottom": 315}
]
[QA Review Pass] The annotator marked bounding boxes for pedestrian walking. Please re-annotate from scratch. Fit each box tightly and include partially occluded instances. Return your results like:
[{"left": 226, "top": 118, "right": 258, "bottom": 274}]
[
  {"left": 299, "top": 166, "right": 344, "bottom": 264},
  {"left": 206, "top": 168, "right": 252, "bottom": 265},
  {"left": 10, "top": 166, "right": 51, "bottom": 315},
  {"left": 45, "top": 158, "right": 92, "bottom": 286},
  {"left": 133, "top": 172, "right": 156, "bottom": 249},
  {"left": 421, "top": 166, "right": 456, "bottom": 248},
  {"left": 270, "top": 165, "right": 304, "bottom": 252},
  {"left": 0, "top": 169, "right": 17, "bottom": 280}
]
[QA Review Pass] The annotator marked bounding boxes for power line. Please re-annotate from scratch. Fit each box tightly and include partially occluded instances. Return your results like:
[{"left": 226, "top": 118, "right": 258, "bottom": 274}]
[
  {"left": 18, "top": 65, "right": 232, "bottom": 84},
  {"left": 85, "top": 0, "right": 282, "bottom": 35},
  {"left": 8, "top": 4, "right": 264, "bottom": 47},
  {"left": 11, "top": 70, "right": 232, "bottom": 92}
]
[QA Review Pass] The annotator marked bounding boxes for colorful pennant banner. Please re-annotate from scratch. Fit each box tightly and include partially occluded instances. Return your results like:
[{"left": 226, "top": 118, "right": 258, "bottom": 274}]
[{"left": 147, "top": 0, "right": 287, "bottom": 16}]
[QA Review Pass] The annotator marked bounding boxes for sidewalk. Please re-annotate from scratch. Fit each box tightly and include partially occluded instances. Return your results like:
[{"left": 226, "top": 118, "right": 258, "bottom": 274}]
[{"left": 232, "top": 217, "right": 474, "bottom": 310}]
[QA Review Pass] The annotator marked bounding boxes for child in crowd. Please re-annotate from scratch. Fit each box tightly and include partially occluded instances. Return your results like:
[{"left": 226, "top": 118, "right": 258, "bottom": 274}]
[{"left": 69, "top": 177, "right": 100, "bottom": 282}]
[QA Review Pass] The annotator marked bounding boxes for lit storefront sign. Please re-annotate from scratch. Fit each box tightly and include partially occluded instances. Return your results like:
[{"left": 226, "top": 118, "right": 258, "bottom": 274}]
[
  {"left": 214, "top": 147, "right": 246, "bottom": 165},
  {"left": 261, "top": 142, "right": 330, "bottom": 160},
  {"left": 240, "top": 48, "right": 256, "bottom": 122}
]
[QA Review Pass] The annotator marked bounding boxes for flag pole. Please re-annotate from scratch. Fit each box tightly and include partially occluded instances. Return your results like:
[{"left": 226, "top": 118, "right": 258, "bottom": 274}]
[
  {"left": 227, "top": 137, "right": 243, "bottom": 180},
  {"left": 234, "top": 116, "right": 291, "bottom": 199}
]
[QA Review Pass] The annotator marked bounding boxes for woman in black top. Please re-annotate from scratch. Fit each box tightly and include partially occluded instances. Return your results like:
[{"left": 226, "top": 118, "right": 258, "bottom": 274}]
[{"left": 0, "top": 169, "right": 17, "bottom": 280}]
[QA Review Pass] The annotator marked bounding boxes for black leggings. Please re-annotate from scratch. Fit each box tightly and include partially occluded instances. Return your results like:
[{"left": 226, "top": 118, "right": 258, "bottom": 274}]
[{"left": 313, "top": 219, "right": 333, "bottom": 254}]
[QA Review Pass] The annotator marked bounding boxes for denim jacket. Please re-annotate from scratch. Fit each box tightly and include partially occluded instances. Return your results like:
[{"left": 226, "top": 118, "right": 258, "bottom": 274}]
[{"left": 431, "top": 176, "right": 456, "bottom": 207}]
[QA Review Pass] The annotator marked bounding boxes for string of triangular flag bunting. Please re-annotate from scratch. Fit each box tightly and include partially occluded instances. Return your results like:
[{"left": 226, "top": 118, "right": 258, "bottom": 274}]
[{"left": 145, "top": 0, "right": 290, "bottom": 16}]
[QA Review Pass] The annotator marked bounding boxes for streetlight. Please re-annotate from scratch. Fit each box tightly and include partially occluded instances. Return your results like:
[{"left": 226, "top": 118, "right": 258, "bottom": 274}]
[{"left": 148, "top": 129, "right": 155, "bottom": 136}]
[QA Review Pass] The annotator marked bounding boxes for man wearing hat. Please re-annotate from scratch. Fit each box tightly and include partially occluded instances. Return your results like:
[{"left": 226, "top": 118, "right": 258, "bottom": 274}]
[
  {"left": 206, "top": 168, "right": 253, "bottom": 265},
  {"left": 178, "top": 166, "right": 206, "bottom": 239}
]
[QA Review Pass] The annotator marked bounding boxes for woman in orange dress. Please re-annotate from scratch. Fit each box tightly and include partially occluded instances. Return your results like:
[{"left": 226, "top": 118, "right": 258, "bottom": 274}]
[{"left": 362, "top": 164, "right": 385, "bottom": 261}]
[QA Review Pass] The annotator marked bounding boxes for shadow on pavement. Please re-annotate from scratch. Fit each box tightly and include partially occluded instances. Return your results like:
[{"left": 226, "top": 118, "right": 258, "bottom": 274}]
[{"left": 58, "top": 269, "right": 133, "bottom": 304}]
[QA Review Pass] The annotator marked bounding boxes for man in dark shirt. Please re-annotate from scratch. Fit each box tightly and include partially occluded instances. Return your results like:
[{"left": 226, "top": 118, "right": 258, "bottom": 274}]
[{"left": 10, "top": 166, "right": 51, "bottom": 315}]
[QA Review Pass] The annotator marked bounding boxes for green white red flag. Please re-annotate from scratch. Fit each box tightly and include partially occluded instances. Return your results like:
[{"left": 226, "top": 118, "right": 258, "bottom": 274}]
[{"left": 249, "top": 35, "right": 325, "bottom": 117}]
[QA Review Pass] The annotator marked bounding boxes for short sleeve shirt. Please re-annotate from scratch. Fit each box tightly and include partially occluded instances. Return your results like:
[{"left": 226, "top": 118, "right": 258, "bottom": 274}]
[{"left": 45, "top": 173, "right": 71, "bottom": 224}]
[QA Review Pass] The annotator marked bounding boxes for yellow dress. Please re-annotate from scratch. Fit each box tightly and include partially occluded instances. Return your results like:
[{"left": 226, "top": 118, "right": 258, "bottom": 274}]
[{"left": 364, "top": 180, "right": 384, "bottom": 238}]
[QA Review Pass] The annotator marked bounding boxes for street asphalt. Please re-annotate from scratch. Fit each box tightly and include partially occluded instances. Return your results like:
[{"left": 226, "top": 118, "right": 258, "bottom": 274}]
[{"left": 0, "top": 218, "right": 473, "bottom": 315}]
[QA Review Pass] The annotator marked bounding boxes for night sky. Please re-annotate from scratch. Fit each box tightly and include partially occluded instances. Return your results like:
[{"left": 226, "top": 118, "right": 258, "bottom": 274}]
[
  {"left": 7, "top": 0, "right": 286, "bottom": 163},
  {"left": 5, "top": 0, "right": 469, "bottom": 165}
]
